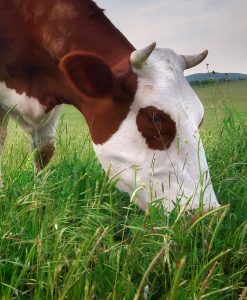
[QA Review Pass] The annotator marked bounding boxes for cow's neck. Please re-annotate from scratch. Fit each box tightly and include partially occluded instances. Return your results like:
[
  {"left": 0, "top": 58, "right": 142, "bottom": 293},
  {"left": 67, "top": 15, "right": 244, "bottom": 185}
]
[
  {"left": 29, "top": 0, "right": 135, "bottom": 67},
  {"left": 0, "top": 0, "right": 137, "bottom": 138},
  {"left": 0, "top": 0, "right": 136, "bottom": 109}
]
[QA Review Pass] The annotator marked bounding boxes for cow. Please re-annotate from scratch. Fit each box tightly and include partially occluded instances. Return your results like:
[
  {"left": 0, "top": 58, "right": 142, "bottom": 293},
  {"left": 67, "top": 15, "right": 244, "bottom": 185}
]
[{"left": 0, "top": 0, "right": 220, "bottom": 212}]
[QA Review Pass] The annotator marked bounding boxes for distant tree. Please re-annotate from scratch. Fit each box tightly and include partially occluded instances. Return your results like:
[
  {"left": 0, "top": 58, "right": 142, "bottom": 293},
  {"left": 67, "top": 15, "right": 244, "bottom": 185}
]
[{"left": 190, "top": 80, "right": 200, "bottom": 86}]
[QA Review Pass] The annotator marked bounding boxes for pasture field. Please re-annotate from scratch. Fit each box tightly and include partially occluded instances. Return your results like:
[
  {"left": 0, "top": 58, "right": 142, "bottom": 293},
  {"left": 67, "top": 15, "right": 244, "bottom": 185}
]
[{"left": 0, "top": 80, "right": 246, "bottom": 299}]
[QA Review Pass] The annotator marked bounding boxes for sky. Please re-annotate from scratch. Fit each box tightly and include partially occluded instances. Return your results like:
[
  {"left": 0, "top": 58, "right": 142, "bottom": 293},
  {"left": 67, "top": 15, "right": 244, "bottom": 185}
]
[{"left": 96, "top": 0, "right": 247, "bottom": 75}]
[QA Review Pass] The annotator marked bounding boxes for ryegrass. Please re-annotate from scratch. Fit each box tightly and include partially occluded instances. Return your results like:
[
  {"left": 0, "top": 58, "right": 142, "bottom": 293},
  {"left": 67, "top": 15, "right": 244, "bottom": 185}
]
[{"left": 0, "top": 81, "right": 246, "bottom": 299}]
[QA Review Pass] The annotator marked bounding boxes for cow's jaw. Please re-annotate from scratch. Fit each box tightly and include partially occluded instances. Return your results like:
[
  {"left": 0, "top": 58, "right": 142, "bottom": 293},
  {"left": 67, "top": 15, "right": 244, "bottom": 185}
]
[{"left": 94, "top": 48, "right": 219, "bottom": 212}]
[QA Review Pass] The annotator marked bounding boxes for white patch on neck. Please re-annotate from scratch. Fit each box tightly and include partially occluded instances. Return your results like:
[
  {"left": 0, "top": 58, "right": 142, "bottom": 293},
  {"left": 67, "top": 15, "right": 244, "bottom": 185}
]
[{"left": 0, "top": 82, "right": 51, "bottom": 132}]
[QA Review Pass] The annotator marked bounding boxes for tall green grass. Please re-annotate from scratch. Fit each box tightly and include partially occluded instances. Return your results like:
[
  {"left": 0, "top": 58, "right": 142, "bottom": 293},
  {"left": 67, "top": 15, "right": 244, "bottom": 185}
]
[{"left": 0, "top": 101, "right": 246, "bottom": 299}]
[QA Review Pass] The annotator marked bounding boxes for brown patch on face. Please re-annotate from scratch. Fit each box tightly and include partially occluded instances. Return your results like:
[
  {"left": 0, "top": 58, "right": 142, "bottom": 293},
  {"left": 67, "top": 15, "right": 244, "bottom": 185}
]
[{"left": 136, "top": 106, "right": 176, "bottom": 150}]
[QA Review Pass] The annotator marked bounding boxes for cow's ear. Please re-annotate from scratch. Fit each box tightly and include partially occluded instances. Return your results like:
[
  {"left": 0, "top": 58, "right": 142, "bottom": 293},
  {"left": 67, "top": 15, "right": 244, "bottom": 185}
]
[{"left": 59, "top": 52, "right": 116, "bottom": 98}]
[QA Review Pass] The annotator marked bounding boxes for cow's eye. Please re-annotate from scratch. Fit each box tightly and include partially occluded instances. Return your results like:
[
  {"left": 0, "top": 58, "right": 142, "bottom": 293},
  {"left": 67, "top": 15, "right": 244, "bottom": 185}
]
[{"left": 152, "top": 114, "right": 161, "bottom": 123}]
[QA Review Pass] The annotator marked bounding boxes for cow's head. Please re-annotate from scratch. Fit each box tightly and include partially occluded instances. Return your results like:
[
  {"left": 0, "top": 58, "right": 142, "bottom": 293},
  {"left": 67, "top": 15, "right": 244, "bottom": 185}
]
[{"left": 59, "top": 43, "right": 220, "bottom": 212}]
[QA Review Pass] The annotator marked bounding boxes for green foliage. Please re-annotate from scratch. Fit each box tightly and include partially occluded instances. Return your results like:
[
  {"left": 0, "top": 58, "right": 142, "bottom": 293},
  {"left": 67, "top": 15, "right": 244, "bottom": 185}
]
[{"left": 0, "top": 83, "right": 246, "bottom": 299}]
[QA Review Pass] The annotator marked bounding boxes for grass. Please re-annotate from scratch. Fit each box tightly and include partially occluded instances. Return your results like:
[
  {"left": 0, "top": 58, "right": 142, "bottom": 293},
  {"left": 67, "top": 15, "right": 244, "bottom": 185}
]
[
  {"left": 193, "top": 79, "right": 247, "bottom": 128},
  {"left": 0, "top": 80, "right": 246, "bottom": 299}
]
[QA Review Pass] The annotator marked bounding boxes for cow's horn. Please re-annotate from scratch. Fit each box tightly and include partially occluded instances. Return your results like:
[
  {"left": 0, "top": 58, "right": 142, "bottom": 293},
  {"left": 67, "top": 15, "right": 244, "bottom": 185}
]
[
  {"left": 130, "top": 42, "right": 156, "bottom": 68},
  {"left": 181, "top": 50, "right": 208, "bottom": 69}
]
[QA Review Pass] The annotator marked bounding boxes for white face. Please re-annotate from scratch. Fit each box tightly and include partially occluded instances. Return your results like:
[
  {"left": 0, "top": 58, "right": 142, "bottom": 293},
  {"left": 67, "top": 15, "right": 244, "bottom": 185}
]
[{"left": 93, "top": 48, "right": 219, "bottom": 212}]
